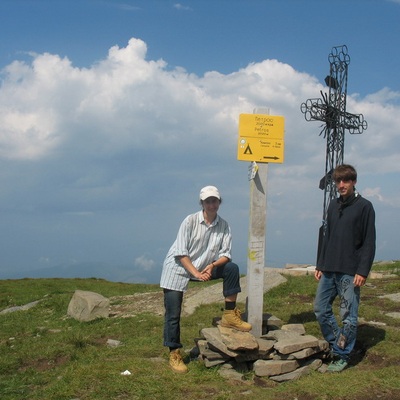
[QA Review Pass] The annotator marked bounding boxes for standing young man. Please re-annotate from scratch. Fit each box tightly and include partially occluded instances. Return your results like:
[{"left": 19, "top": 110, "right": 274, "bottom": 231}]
[
  {"left": 160, "top": 186, "right": 251, "bottom": 373},
  {"left": 314, "top": 164, "right": 376, "bottom": 372}
]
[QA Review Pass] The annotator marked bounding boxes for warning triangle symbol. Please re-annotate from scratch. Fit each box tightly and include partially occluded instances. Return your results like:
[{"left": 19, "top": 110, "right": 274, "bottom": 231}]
[{"left": 244, "top": 144, "right": 252, "bottom": 155}]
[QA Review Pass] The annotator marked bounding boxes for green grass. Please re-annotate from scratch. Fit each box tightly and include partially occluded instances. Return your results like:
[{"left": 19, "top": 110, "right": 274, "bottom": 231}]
[{"left": 1, "top": 263, "right": 399, "bottom": 400}]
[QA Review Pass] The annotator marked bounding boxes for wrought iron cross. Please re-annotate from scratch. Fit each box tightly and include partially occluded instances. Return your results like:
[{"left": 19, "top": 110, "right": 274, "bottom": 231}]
[{"left": 300, "top": 45, "right": 367, "bottom": 255}]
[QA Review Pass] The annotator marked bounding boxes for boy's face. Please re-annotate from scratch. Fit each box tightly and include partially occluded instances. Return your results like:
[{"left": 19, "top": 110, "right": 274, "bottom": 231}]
[{"left": 335, "top": 178, "right": 356, "bottom": 199}]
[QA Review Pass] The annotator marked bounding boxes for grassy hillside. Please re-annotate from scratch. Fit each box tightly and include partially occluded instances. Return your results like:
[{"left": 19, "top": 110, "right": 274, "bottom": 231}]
[{"left": 0, "top": 263, "right": 399, "bottom": 400}]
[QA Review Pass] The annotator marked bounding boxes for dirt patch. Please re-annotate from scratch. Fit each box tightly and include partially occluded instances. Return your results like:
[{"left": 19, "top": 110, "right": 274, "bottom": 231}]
[
  {"left": 110, "top": 291, "right": 165, "bottom": 317},
  {"left": 350, "top": 389, "right": 400, "bottom": 400},
  {"left": 363, "top": 353, "right": 394, "bottom": 368},
  {"left": 19, "top": 354, "right": 70, "bottom": 372},
  {"left": 109, "top": 270, "right": 287, "bottom": 318},
  {"left": 109, "top": 286, "right": 205, "bottom": 317}
]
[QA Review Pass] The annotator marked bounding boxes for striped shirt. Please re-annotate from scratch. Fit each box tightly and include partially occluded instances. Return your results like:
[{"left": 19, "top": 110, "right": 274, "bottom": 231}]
[{"left": 160, "top": 210, "right": 232, "bottom": 292}]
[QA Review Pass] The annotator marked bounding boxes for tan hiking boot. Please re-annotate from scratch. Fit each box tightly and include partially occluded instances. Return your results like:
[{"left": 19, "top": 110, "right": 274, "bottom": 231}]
[
  {"left": 220, "top": 308, "right": 252, "bottom": 332},
  {"left": 169, "top": 349, "right": 188, "bottom": 374}
]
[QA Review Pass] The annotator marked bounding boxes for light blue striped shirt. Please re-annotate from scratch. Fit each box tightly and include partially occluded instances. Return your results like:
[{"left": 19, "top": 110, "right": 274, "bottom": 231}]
[{"left": 160, "top": 210, "right": 232, "bottom": 292}]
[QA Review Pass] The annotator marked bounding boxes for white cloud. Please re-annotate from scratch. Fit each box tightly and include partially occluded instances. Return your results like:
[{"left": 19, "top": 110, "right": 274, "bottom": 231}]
[
  {"left": 363, "top": 186, "right": 400, "bottom": 208},
  {"left": 115, "top": 4, "right": 141, "bottom": 12},
  {"left": 362, "top": 187, "right": 384, "bottom": 202},
  {"left": 134, "top": 255, "right": 156, "bottom": 271},
  {"left": 364, "top": 87, "right": 400, "bottom": 103},
  {"left": 173, "top": 3, "right": 192, "bottom": 11}
]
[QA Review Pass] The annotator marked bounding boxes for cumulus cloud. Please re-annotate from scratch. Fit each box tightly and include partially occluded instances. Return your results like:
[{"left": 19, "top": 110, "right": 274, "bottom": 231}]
[{"left": 2, "top": 37, "right": 399, "bottom": 172}]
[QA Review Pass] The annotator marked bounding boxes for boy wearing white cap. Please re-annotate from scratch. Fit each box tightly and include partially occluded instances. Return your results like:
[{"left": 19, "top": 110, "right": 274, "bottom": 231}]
[{"left": 160, "top": 185, "right": 251, "bottom": 373}]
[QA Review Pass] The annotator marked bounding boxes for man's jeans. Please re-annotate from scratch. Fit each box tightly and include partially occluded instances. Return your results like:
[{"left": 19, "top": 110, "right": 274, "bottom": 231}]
[
  {"left": 163, "top": 262, "right": 241, "bottom": 350},
  {"left": 314, "top": 272, "right": 360, "bottom": 361}
]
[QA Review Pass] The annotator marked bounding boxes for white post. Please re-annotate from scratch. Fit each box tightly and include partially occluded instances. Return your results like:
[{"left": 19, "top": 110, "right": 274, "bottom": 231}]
[{"left": 246, "top": 108, "right": 269, "bottom": 337}]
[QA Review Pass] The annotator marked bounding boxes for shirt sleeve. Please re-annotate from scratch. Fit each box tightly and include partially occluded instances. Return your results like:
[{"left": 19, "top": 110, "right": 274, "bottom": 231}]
[
  {"left": 218, "top": 223, "right": 232, "bottom": 260},
  {"left": 172, "top": 215, "right": 193, "bottom": 257}
]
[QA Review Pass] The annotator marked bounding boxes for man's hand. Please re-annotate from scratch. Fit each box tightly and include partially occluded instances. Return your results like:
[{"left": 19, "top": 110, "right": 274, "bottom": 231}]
[
  {"left": 199, "top": 263, "right": 215, "bottom": 281},
  {"left": 353, "top": 274, "right": 366, "bottom": 287},
  {"left": 314, "top": 270, "right": 322, "bottom": 281}
]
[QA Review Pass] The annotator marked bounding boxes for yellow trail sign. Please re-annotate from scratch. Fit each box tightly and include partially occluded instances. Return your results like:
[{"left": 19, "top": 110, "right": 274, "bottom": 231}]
[{"left": 237, "top": 114, "right": 285, "bottom": 163}]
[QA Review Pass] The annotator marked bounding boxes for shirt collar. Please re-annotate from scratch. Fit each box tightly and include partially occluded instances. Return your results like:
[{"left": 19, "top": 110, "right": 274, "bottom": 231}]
[{"left": 198, "top": 210, "right": 219, "bottom": 226}]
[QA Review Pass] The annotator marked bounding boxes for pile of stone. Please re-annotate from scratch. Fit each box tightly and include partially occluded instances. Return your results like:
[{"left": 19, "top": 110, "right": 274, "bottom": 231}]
[{"left": 193, "top": 314, "right": 329, "bottom": 382}]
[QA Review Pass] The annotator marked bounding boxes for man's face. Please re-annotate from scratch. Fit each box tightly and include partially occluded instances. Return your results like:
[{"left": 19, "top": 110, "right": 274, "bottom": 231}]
[
  {"left": 203, "top": 197, "right": 220, "bottom": 213},
  {"left": 335, "top": 178, "right": 356, "bottom": 199}
]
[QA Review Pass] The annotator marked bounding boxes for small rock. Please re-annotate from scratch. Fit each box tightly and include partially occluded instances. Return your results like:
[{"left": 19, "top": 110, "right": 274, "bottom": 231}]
[
  {"left": 218, "top": 367, "right": 245, "bottom": 381},
  {"left": 107, "top": 339, "right": 122, "bottom": 348}
]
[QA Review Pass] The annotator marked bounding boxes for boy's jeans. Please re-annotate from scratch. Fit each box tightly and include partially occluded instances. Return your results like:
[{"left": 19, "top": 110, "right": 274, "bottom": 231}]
[{"left": 314, "top": 272, "right": 360, "bottom": 361}]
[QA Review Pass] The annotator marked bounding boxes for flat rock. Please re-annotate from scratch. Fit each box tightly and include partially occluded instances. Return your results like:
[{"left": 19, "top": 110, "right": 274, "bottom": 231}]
[
  {"left": 379, "top": 293, "right": 400, "bottom": 302},
  {"left": 281, "top": 324, "right": 306, "bottom": 335},
  {"left": 386, "top": 312, "right": 400, "bottom": 319},
  {"left": 256, "top": 338, "right": 275, "bottom": 358},
  {"left": 274, "top": 340, "right": 328, "bottom": 360},
  {"left": 253, "top": 359, "right": 299, "bottom": 377},
  {"left": 197, "top": 339, "right": 231, "bottom": 361},
  {"left": 263, "top": 329, "right": 302, "bottom": 341},
  {"left": 0, "top": 300, "right": 41, "bottom": 314},
  {"left": 270, "top": 359, "right": 322, "bottom": 382},
  {"left": 200, "top": 327, "right": 239, "bottom": 358},
  {"left": 274, "top": 335, "right": 320, "bottom": 355},
  {"left": 217, "top": 325, "right": 259, "bottom": 351}
]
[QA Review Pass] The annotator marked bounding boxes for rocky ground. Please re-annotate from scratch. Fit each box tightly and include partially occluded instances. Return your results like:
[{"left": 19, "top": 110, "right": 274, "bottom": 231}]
[
  {"left": 109, "top": 268, "right": 287, "bottom": 317},
  {"left": 108, "top": 264, "right": 400, "bottom": 320}
]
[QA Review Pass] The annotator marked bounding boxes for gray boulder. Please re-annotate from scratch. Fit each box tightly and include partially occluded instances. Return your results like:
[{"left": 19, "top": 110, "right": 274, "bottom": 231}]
[{"left": 67, "top": 290, "right": 110, "bottom": 322}]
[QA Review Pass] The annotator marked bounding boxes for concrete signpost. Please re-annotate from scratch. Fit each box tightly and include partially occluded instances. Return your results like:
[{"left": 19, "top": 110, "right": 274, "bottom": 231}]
[{"left": 237, "top": 110, "right": 285, "bottom": 337}]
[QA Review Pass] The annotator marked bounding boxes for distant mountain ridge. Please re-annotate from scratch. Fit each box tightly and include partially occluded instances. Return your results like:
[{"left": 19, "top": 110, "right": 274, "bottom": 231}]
[
  {"left": 0, "top": 262, "right": 157, "bottom": 284},
  {"left": 0, "top": 258, "right": 262, "bottom": 284}
]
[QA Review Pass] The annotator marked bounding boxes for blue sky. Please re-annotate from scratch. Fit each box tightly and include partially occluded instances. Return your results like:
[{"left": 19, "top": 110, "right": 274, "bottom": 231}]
[{"left": 0, "top": 0, "right": 399, "bottom": 283}]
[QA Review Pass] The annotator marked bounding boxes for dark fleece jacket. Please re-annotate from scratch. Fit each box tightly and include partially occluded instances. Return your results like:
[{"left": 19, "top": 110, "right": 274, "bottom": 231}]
[{"left": 317, "top": 193, "right": 376, "bottom": 277}]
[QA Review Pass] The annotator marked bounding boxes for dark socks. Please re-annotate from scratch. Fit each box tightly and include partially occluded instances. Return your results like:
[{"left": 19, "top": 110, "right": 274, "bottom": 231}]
[{"left": 225, "top": 301, "right": 236, "bottom": 310}]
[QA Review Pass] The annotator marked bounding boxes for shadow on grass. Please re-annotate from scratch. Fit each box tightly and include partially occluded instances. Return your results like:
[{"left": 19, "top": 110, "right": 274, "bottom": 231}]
[
  {"left": 287, "top": 311, "right": 316, "bottom": 324},
  {"left": 286, "top": 312, "right": 386, "bottom": 367},
  {"left": 350, "top": 324, "right": 386, "bottom": 366}
]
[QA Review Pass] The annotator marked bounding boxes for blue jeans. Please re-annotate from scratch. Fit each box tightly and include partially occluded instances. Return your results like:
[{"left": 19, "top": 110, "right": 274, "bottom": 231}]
[
  {"left": 314, "top": 272, "right": 360, "bottom": 361},
  {"left": 163, "top": 261, "right": 241, "bottom": 349}
]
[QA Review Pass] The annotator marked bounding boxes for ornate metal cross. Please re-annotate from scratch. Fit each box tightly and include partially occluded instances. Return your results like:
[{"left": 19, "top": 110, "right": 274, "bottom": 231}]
[{"left": 300, "top": 45, "right": 367, "bottom": 254}]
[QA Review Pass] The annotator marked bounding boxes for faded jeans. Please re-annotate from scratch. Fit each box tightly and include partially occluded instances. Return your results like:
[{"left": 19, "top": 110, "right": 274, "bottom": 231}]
[
  {"left": 314, "top": 272, "right": 360, "bottom": 361},
  {"left": 163, "top": 261, "right": 241, "bottom": 350}
]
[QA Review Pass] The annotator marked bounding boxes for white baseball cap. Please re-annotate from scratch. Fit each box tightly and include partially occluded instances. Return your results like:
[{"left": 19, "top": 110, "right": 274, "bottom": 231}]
[{"left": 199, "top": 186, "right": 221, "bottom": 201}]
